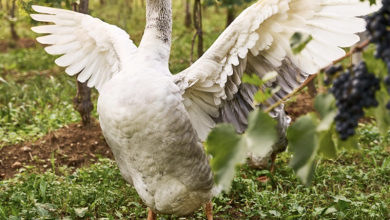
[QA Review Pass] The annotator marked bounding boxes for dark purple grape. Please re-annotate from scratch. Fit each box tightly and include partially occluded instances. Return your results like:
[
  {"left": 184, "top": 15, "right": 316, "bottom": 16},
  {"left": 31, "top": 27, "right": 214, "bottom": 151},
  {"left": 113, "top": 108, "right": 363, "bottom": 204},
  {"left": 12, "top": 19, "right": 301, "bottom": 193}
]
[
  {"left": 330, "top": 62, "right": 380, "bottom": 140},
  {"left": 324, "top": 65, "right": 343, "bottom": 85},
  {"left": 366, "top": 0, "right": 390, "bottom": 110}
]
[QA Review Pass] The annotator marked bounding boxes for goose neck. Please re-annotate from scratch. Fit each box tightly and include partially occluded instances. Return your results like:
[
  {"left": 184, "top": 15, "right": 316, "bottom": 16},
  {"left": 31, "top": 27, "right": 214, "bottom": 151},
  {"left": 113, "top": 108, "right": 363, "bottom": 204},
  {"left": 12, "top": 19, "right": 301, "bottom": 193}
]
[{"left": 139, "top": 0, "right": 172, "bottom": 63}]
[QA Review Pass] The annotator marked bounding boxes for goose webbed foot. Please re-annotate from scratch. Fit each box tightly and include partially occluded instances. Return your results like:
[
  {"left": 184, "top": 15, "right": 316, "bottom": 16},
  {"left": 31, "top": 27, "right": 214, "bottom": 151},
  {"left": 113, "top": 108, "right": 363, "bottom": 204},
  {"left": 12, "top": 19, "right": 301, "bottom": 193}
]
[{"left": 147, "top": 208, "right": 157, "bottom": 220}]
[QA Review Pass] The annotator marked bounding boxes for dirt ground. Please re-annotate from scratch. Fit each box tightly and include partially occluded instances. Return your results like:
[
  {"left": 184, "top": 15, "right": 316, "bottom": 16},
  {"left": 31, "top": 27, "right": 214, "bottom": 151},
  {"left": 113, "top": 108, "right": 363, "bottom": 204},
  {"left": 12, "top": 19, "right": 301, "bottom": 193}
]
[
  {"left": 0, "top": 92, "right": 314, "bottom": 180},
  {"left": 0, "top": 122, "right": 114, "bottom": 180},
  {"left": 0, "top": 38, "right": 37, "bottom": 53},
  {"left": 285, "top": 91, "right": 315, "bottom": 122}
]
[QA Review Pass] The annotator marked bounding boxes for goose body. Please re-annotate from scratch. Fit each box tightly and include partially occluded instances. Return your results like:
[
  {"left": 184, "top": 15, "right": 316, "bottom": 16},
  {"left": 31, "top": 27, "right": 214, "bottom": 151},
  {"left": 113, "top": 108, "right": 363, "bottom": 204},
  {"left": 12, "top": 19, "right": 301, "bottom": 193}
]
[
  {"left": 30, "top": 0, "right": 377, "bottom": 217},
  {"left": 98, "top": 64, "right": 215, "bottom": 215}
]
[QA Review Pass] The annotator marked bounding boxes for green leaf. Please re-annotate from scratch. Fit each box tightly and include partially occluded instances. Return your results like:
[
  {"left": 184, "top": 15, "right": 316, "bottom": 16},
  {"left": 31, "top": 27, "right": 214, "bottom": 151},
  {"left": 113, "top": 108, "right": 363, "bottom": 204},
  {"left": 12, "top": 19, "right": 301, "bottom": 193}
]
[
  {"left": 0, "top": 77, "right": 8, "bottom": 85},
  {"left": 369, "top": 91, "right": 390, "bottom": 135},
  {"left": 361, "top": 0, "right": 377, "bottom": 5},
  {"left": 245, "top": 109, "right": 277, "bottom": 158},
  {"left": 290, "top": 32, "right": 313, "bottom": 55},
  {"left": 334, "top": 195, "right": 351, "bottom": 211},
  {"left": 382, "top": 157, "right": 390, "bottom": 169},
  {"left": 314, "top": 94, "right": 337, "bottom": 132},
  {"left": 314, "top": 94, "right": 336, "bottom": 119},
  {"left": 205, "top": 124, "right": 246, "bottom": 192},
  {"left": 336, "top": 134, "right": 359, "bottom": 151},
  {"left": 296, "top": 162, "right": 315, "bottom": 186},
  {"left": 253, "top": 91, "right": 267, "bottom": 104},
  {"left": 242, "top": 74, "right": 262, "bottom": 86},
  {"left": 318, "top": 129, "right": 337, "bottom": 159},
  {"left": 40, "top": 179, "right": 47, "bottom": 201},
  {"left": 0, "top": 205, "right": 7, "bottom": 219},
  {"left": 269, "top": 210, "right": 281, "bottom": 217},
  {"left": 316, "top": 111, "right": 336, "bottom": 132},
  {"left": 288, "top": 113, "right": 319, "bottom": 185},
  {"left": 74, "top": 207, "right": 88, "bottom": 217},
  {"left": 36, "top": 206, "right": 49, "bottom": 217}
]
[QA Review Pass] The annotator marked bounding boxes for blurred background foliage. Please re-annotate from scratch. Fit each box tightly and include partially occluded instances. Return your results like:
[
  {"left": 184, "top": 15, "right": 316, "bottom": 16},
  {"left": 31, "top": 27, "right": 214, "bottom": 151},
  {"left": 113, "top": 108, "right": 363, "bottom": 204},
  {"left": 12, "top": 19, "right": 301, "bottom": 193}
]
[{"left": 0, "top": 0, "right": 255, "bottom": 146}]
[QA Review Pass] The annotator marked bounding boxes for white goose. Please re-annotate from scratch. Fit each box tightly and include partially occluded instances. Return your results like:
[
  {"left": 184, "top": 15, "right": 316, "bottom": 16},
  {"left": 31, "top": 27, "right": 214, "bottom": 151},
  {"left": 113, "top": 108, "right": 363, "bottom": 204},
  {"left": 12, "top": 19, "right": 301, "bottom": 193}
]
[{"left": 31, "top": 0, "right": 374, "bottom": 219}]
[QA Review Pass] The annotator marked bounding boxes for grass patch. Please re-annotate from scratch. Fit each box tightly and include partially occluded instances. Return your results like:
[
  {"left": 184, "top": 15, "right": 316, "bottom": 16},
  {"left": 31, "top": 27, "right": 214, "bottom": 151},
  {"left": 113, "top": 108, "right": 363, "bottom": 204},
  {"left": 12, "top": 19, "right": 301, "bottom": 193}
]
[
  {"left": 1, "top": 125, "right": 389, "bottom": 219},
  {"left": 1, "top": 1, "right": 390, "bottom": 219}
]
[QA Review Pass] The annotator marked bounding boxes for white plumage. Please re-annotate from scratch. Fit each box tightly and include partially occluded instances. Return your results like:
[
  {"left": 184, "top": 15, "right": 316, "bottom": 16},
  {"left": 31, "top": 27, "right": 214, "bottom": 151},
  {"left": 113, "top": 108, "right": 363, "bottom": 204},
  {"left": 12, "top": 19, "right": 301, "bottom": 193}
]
[{"left": 30, "top": 0, "right": 375, "bottom": 218}]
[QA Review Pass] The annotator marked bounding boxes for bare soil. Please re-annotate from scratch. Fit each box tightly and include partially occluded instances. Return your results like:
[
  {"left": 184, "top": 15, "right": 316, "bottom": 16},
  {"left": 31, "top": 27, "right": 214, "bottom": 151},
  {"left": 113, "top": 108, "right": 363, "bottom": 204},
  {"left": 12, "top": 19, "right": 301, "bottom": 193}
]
[
  {"left": 0, "top": 38, "right": 37, "bottom": 53},
  {"left": 0, "top": 122, "right": 113, "bottom": 180},
  {"left": 285, "top": 91, "right": 315, "bottom": 122},
  {"left": 0, "top": 92, "right": 315, "bottom": 180}
]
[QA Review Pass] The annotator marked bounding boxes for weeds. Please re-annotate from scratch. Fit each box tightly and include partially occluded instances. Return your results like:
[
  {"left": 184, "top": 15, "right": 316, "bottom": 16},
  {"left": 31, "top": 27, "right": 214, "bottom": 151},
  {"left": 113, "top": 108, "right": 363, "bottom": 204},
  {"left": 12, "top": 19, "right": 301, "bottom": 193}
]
[
  {"left": 0, "top": 1, "right": 389, "bottom": 219},
  {"left": 0, "top": 126, "right": 389, "bottom": 220}
]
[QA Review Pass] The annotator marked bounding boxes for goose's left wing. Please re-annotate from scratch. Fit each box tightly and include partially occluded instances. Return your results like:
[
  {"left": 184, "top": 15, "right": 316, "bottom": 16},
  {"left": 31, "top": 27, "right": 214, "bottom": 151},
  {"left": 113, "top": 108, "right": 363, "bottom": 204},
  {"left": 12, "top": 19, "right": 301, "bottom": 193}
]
[
  {"left": 30, "top": 5, "right": 137, "bottom": 91},
  {"left": 173, "top": 0, "right": 376, "bottom": 141}
]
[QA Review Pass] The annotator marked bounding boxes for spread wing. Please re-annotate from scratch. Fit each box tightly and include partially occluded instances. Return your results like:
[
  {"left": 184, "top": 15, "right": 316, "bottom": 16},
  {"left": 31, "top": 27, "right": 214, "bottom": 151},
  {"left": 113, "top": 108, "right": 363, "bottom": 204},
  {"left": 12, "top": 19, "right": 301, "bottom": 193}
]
[
  {"left": 30, "top": 5, "right": 137, "bottom": 91},
  {"left": 173, "top": 0, "right": 376, "bottom": 141}
]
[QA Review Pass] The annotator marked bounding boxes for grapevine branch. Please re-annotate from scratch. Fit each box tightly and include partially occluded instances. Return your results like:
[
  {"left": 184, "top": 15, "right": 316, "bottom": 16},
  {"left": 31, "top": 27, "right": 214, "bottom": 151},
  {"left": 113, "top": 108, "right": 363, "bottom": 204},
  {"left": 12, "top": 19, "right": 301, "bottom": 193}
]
[{"left": 264, "top": 39, "right": 371, "bottom": 114}]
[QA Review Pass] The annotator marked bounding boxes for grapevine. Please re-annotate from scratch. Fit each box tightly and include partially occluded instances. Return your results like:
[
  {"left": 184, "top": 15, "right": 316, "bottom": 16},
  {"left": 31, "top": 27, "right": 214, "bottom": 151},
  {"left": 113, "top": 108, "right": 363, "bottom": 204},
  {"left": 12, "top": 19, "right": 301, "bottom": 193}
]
[
  {"left": 324, "top": 65, "right": 343, "bottom": 85},
  {"left": 366, "top": 0, "right": 390, "bottom": 108},
  {"left": 329, "top": 62, "right": 380, "bottom": 140}
]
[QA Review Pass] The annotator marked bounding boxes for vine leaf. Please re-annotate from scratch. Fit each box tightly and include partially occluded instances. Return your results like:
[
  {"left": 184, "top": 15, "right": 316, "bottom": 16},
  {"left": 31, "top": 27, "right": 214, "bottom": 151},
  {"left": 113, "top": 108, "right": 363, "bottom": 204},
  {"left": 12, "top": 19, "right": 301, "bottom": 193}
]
[
  {"left": 318, "top": 129, "right": 337, "bottom": 159},
  {"left": 314, "top": 94, "right": 338, "bottom": 158},
  {"left": 245, "top": 109, "right": 277, "bottom": 157},
  {"left": 206, "top": 110, "right": 277, "bottom": 192},
  {"left": 336, "top": 134, "right": 359, "bottom": 151},
  {"left": 242, "top": 74, "right": 262, "bottom": 86},
  {"left": 288, "top": 113, "right": 318, "bottom": 185},
  {"left": 314, "top": 93, "right": 336, "bottom": 119},
  {"left": 314, "top": 94, "right": 336, "bottom": 132},
  {"left": 205, "top": 124, "right": 246, "bottom": 192},
  {"left": 367, "top": 90, "right": 390, "bottom": 135},
  {"left": 290, "top": 32, "right": 313, "bottom": 54}
]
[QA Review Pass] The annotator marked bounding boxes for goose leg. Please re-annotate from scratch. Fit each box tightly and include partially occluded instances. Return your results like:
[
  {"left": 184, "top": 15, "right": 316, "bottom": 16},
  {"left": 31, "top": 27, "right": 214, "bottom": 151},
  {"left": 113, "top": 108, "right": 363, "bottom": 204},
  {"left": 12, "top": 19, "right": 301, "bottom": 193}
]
[
  {"left": 147, "top": 208, "right": 157, "bottom": 220},
  {"left": 269, "top": 152, "right": 277, "bottom": 173},
  {"left": 206, "top": 201, "right": 213, "bottom": 220},
  {"left": 257, "top": 153, "right": 277, "bottom": 183}
]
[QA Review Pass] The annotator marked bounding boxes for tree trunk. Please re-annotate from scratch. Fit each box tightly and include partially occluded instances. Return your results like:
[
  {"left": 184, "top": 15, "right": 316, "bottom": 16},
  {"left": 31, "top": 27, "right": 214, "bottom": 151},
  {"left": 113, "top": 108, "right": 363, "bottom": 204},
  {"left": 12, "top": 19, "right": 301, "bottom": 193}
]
[
  {"left": 193, "top": 0, "right": 203, "bottom": 58},
  {"left": 100, "top": 0, "right": 105, "bottom": 6},
  {"left": 73, "top": 0, "right": 93, "bottom": 128},
  {"left": 214, "top": 4, "right": 219, "bottom": 13},
  {"left": 10, "top": 0, "right": 19, "bottom": 41},
  {"left": 226, "top": 6, "right": 235, "bottom": 28},
  {"left": 184, "top": 0, "right": 191, "bottom": 28},
  {"left": 125, "top": 0, "right": 132, "bottom": 15}
]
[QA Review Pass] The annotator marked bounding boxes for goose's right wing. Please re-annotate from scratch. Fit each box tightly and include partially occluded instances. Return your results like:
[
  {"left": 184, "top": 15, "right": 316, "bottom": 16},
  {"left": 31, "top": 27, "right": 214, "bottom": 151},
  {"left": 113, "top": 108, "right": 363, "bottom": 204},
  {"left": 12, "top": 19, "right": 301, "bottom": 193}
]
[
  {"left": 173, "top": 0, "right": 377, "bottom": 141},
  {"left": 31, "top": 5, "right": 137, "bottom": 91}
]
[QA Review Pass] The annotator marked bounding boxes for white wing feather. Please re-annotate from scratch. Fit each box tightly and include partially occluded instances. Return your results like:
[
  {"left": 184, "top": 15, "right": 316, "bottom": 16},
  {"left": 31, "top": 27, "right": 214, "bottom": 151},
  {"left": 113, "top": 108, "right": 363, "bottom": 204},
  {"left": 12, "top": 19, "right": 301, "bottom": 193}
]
[
  {"left": 31, "top": 5, "right": 137, "bottom": 91},
  {"left": 173, "top": 0, "right": 377, "bottom": 141}
]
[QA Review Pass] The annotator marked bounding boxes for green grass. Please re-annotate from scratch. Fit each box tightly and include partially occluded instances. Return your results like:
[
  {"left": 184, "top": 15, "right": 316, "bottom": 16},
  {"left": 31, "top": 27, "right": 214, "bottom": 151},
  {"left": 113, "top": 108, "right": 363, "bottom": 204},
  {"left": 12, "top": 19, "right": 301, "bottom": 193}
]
[
  {"left": 0, "top": 46, "right": 100, "bottom": 147},
  {"left": 0, "top": 124, "right": 389, "bottom": 219},
  {"left": 1, "top": 1, "right": 390, "bottom": 219}
]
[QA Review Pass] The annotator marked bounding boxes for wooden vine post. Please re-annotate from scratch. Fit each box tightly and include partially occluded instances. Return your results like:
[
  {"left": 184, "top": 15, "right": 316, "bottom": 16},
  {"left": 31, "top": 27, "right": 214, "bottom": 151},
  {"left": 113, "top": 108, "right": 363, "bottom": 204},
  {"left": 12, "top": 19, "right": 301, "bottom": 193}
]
[
  {"left": 190, "top": 0, "right": 203, "bottom": 63},
  {"left": 9, "top": 0, "right": 19, "bottom": 41},
  {"left": 184, "top": 0, "right": 191, "bottom": 28},
  {"left": 72, "top": 0, "right": 93, "bottom": 129}
]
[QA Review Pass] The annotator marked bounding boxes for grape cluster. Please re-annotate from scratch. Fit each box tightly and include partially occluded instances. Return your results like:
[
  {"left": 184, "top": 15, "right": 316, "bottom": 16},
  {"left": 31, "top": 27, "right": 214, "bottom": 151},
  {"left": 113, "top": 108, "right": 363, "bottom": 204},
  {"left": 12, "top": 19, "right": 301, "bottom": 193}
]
[
  {"left": 324, "top": 65, "right": 343, "bottom": 85},
  {"left": 366, "top": 0, "right": 390, "bottom": 108},
  {"left": 330, "top": 62, "right": 380, "bottom": 140}
]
